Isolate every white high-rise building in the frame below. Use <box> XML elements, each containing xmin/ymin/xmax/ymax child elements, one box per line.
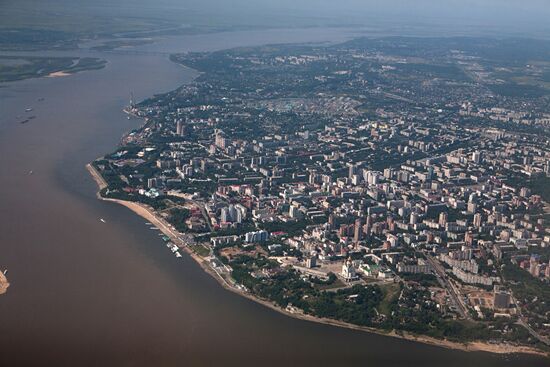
<box><xmin>220</xmin><ymin>204</ymin><xmax>246</xmax><ymax>224</ymax></box>
<box><xmin>472</xmin><ymin>151</ymin><xmax>482</xmax><ymax>164</ymax></box>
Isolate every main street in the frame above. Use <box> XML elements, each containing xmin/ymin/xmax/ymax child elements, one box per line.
<box><xmin>425</xmin><ymin>254</ymin><xmax>470</xmax><ymax>320</ymax></box>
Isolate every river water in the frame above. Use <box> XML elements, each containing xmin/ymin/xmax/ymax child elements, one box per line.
<box><xmin>0</xmin><ymin>28</ymin><xmax>547</xmax><ymax>367</ymax></box>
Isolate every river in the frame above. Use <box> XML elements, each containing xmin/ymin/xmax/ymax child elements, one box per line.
<box><xmin>0</xmin><ymin>28</ymin><xmax>547</xmax><ymax>367</ymax></box>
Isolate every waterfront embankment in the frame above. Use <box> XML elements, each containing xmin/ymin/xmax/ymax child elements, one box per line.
<box><xmin>85</xmin><ymin>163</ymin><xmax>548</xmax><ymax>358</ymax></box>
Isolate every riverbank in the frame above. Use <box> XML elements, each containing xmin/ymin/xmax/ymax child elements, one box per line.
<box><xmin>0</xmin><ymin>56</ymin><xmax>106</xmax><ymax>83</ymax></box>
<box><xmin>85</xmin><ymin>163</ymin><xmax>548</xmax><ymax>358</ymax></box>
<box><xmin>0</xmin><ymin>271</ymin><xmax>9</xmax><ymax>295</ymax></box>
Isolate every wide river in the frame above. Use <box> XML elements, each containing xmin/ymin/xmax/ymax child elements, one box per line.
<box><xmin>0</xmin><ymin>28</ymin><xmax>547</xmax><ymax>367</ymax></box>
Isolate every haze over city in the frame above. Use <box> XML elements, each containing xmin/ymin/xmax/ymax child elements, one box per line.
<box><xmin>1</xmin><ymin>1</ymin><xmax>549</xmax><ymax>366</ymax></box>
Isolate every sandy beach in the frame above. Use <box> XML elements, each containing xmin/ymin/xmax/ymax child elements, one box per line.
<box><xmin>46</xmin><ymin>71</ymin><xmax>71</xmax><ymax>78</ymax></box>
<box><xmin>85</xmin><ymin>163</ymin><xmax>548</xmax><ymax>358</ymax></box>
<box><xmin>0</xmin><ymin>271</ymin><xmax>9</xmax><ymax>295</ymax></box>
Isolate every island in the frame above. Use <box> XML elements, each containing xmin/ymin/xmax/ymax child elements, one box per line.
<box><xmin>0</xmin><ymin>56</ymin><xmax>107</xmax><ymax>83</ymax></box>
<box><xmin>88</xmin><ymin>36</ymin><xmax>550</xmax><ymax>357</ymax></box>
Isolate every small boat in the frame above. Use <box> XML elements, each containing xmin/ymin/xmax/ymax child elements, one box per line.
<box><xmin>3</xmin><ymin>270</ymin><xmax>7</xmax><ymax>275</ymax></box>
<box><xmin>19</xmin><ymin>116</ymin><xmax>36</xmax><ymax>124</ymax></box>
<box><xmin>25</xmin><ymin>108</ymin><xmax>33</xmax><ymax>112</ymax></box>
<box><xmin>175</xmin><ymin>252</ymin><xmax>182</xmax><ymax>258</ymax></box>
<box><xmin>100</xmin><ymin>218</ymin><xmax>106</xmax><ymax>223</ymax></box>
<box><xmin>29</xmin><ymin>170</ymin><xmax>33</xmax><ymax>175</ymax></box>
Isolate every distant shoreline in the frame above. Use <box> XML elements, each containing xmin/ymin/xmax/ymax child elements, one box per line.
<box><xmin>85</xmin><ymin>163</ymin><xmax>548</xmax><ymax>358</ymax></box>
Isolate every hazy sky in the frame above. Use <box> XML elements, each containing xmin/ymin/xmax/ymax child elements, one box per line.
<box><xmin>208</xmin><ymin>0</ymin><xmax>550</xmax><ymax>29</ymax></box>
<box><xmin>142</xmin><ymin>0</ymin><xmax>550</xmax><ymax>37</ymax></box>
<box><xmin>99</xmin><ymin>0</ymin><xmax>550</xmax><ymax>33</ymax></box>
<box><xmin>2</xmin><ymin>0</ymin><xmax>550</xmax><ymax>37</ymax></box>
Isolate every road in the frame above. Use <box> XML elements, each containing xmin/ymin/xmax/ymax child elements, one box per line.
<box><xmin>192</xmin><ymin>200</ymin><xmax>214</xmax><ymax>232</ymax></box>
<box><xmin>517</xmin><ymin>318</ymin><xmax>550</xmax><ymax>346</ymax></box>
<box><xmin>425</xmin><ymin>254</ymin><xmax>470</xmax><ymax>320</ymax></box>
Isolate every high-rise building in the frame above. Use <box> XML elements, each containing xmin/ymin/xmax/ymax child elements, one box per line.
<box><xmin>473</xmin><ymin>213</ymin><xmax>482</xmax><ymax>228</ymax></box>
<box><xmin>176</xmin><ymin>120</ymin><xmax>186</xmax><ymax>136</ymax></box>
<box><xmin>410</xmin><ymin>212</ymin><xmax>419</xmax><ymax>225</ymax></box>
<box><xmin>397</xmin><ymin>171</ymin><xmax>409</xmax><ymax>183</ymax></box>
<box><xmin>353</xmin><ymin>218</ymin><xmax>363</xmax><ymax>243</ymax></box>
<box><xmin>328</xmin><ymin>214</ymin><xmax>335</xmax><ymax>230</ymax></box>
<box><xmin>427</xmin><ymin>166</ymin><xmax>434</xmax><ymax>180</ymax></box>
<box><xmin>215</xmin><ymin>132</ymin><xmax>226</xmax><ymax>149</ymax></box>
<box><xmin>220</xmin><ymin>204</ymin><xmax>246</xmax><ymax>224</ymax></box>
<box><xmin>220</xmin><ymin>207</ymin><xmax>230</xmax><ymax>223</ymax></box>
<box><xmin>364</xmin><ymin>215</ymin><xmax>372</xmax><ymax>236</ymax></box>
<box><xmin>309</xmin><ymin>170</ymin><xmax>318</xmax><ymax>185</ymax></box>
<box><xmin>338</xmin><ymin>224</ymin><xmax>353</xmax><ymax>238</ymax></box>
<box><xmin>530</xmin><ymin>256</ymin><xmax>540</xmax><ymax>277</ymax></box>
<box><xmin>348</xmin><ymin>164</ymin><xmax>357</xmax><ymax>179</ymax></box>
<box><xmin>439</xmin><ymin>212</ymin><xmax>448</xmax><ymax>227</ymax></box>
<box><xmin>289</xmin><ymin>206</ymin><xmax>303</xmax><ymax>220</ymax></box>
<box><xmin>200</xmin><ymin>159</ymin><xmax>208</xmax><ymax>172</ymax></box>
<box><xmin>387</xmin><ymin>215</ymin><xmax>395</xmax><ymax>232</ymax></box>
<box><xmin>147</xmin><ymin>178</ymin><xmax>157</xmax><ymax>188</ymax></box>
<box><xmin>464</xmin><ymin>232</ymin><xmax>474</xmax><ymax>246</ymax></box>
<box><xmin>245</xmin><ymin>230</ymin><xmax>270</xmax><ymax>243</ymax></box>
<box><xmin>472</xmin><ymin>151</ymin><xmax>482</xmax><ymax>164</ymax></box>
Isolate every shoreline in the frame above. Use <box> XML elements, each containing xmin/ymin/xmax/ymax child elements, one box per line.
<box><xmin>85</xmin><ymin>163</ymin><xmax>548</xmax><ymax>358</ymax></box>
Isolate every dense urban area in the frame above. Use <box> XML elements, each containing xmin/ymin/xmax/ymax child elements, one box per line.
<box><xmin>92</xmin><ymin>37</ymin><xmax>550</xmax><ymax>351</ymax></box>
